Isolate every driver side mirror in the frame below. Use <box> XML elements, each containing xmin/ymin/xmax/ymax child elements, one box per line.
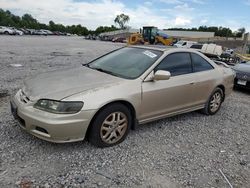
<box><xmin>154</xmin><ymin>70</ymin><xmax>171</xmax><ymax>81</ymax></box>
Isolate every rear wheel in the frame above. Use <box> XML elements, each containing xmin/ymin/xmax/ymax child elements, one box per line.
<box><xmin>88</xmin><ymin>103</ymin><xmax>131</xmax><ymax>147</ymax></box>
<box><xmin>202</xmin><ymin>88</ymin><xmax>223</xmax><ymax>115</ymax></box>
<box><xmin>4</xmin><ymin>31</ymin><xmax>9</xmax><ymax>35</ymax></box>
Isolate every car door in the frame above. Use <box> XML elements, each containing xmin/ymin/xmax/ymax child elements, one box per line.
<box><xmin>139</xmin><ymin>52</ymin><xmax>196</xmax><ymax>122</ymax></box>
<box><xmin>190</xmin><ymin>52</ymin><xmax>217</xmax><ymax>105</ymax></box>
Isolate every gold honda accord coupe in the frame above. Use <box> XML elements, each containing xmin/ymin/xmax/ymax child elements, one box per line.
<box><xmin>10</xmin><ymin>46</ymin><xmax>235</xmax><ymax>147</ymax></box>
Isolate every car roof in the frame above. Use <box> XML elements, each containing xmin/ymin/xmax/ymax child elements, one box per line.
<box><xmin>129</xmin><ymin>45</ymin><xmax>201</xmax><ymax>54</ymax></box>
<box><xmin>129</xmin><ymin>45</ymin><xmax>175</xmax><ymax>52</ymax></box>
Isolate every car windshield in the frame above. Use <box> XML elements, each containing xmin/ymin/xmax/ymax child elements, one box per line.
<box><xmin>87</xmin><ymin>47</ymin><xmax>162</xmax><ymax>79</ymax></box>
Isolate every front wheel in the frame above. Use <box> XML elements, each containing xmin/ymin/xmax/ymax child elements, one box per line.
<box><xmin>88</xmin><ymin>104</ymin><xmax>131</xmax><ymax>147</ymax></box>
<box><xmin>202</xmin><ymin>88</ymin><xmax>223</xmax><ymax>115</ymax></box>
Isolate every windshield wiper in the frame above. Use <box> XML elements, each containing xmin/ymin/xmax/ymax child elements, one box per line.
<box><xmin>91</xmin><ymin>67</ymin><xmax>118</xmax><ymax>77</ymax></box>
<box><xmin>83</xmin><ymin>64</ymin><xmax>120</xmax><ymax>77</ymax></box>
<box><xmin>82</xmin><ymin>63</ymin><xmax>90</xmax><ymax>67</ymax></box>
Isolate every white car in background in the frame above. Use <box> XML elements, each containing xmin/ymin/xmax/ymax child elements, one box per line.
<box><xmin>14</xmin><ymin>29</ymin><xmax>24</xmax><ymax>35</ymax></box>
<box><xmin>15</xmin><ymin>29</ymin><xmax>24</xmax><ymax>35</ymax></box>
<box><xmin>8</xmin><ymin>27</ymin><xmax>24</xmax><ymax>35</ymax></box>
<box><xmin>40</xmin><ymin>29</ymin><xmax>53</xmax><ymax>35</ymax></box>
<box><xmin>0</xmin><ymin>26</ymin><xmax>15</xmax><ymax>35</ymax></box>
<box><xmin>174</xmin><ymin>40</ymin><xmax>197</xmax><ymax>48</ymax></box>
<box><xmin>34</xmin><ymin>30</ymin><xmax>48</xmax><ymax>35</ymax></box>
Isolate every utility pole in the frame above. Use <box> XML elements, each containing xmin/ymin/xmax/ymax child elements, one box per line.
<box><xmin>242</xmin><ymin>32</ymin><xmax>249</xmax><ymax>54</ymax></box>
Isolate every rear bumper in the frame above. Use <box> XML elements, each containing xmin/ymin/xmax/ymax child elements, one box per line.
<box><xmin>10</xmin><ymin>92</ymin><xmax>97</xmax><ymax>143</ymax></box>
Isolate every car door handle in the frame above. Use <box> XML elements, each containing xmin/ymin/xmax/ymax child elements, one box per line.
<box><xmin>189</xmin><ymin>82</ymin><xmax>195</xmax><ymax>85</ymax></box>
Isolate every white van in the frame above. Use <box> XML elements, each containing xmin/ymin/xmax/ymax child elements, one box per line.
<box><xmin>201</xmin><ymin>43</ymin><xmax>222</xmax><ymax>56</ymax></box>
<box><xmin>174</xmin><ymin>40</ymin><xmax>197</xmax><ymax>48</ymax></box>
<box><xmin>190</xmin><ymin>43</ymin><xmax>223</xmax><ymax>56</ymax></box>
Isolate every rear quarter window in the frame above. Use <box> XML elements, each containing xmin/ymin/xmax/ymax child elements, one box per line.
<box><xmin>191</xmin><ymin>53</ymin><xmax>214</xmax><ymax>72</ymax></box>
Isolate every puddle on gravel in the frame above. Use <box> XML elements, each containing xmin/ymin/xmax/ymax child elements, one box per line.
<box><xmin>49</xmin><ymin>52</ymin><xmax>71</xmax><ymax>57</ymax></box>
<box><xmin>0</xmin><ymin>90</ymin><xmax>9</xmax><ymax>98</ymax></box>
<box><xmin>7</xmin><ymin>51</ymin><xmax>17</xmax><ymax>55</ymax></box>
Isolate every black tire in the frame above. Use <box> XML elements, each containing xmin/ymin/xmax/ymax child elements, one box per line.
<box><xmin>88</xmin><ymin>103</ymin><xmax>132</xmax><ymax>148</ymax></box>
<box><xmin>202</xmin><ymin>87</ymin><xmax>224</xmax><ymax>115</ymax></box>
<box><xmin>4</xmin><ymin>31</ymin><xmax>9</xmax><ymax>35</ymax></box>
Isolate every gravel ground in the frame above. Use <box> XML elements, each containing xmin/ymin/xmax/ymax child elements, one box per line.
<box><xmin>0</xmin><ymin>36</ymin><xmax>249</xmax><ymax>188</ymax></box>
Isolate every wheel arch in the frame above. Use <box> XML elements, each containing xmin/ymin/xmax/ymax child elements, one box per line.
<box><xmin>85</xmin><ymin>100</ymin><xmax>137</xmax><ymax>140</ymax></box>
<box><xmin>216</xmin><ymin>84</ymin><xmax>225</xmax><ymax>101</ymax></box>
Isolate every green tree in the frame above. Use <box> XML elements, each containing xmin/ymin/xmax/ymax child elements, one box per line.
<box><xmin>49</xmin><ymin>20</ymin><xmax>56</xmax><ymax>31</ymax></box>
<box><xmin>114</xmin><ymin>13</ymin><xmax>130</xmax><ymax>29</ymax></box>
<box><xmin>0</xmin><ymin>9</ymin><xmax>15</xmax><ymax>26</ymax></box>
<box><xmin>95</xmin><ymin>25</ymin><xmax>119</xmax><ymax>34</ymax></box>
<box><xmin>238</xmin><ymin>27</ymin><xmax>246</xmax><ymax>34</ymax></box>
<box><xmin>22</xmin><ymin>14</ymin><xmax>39</xmax><ymax>28</ymax></box>
<box><xmin>235</xmin><ymin>27</ymin><xmax>246</xmax><ymax>37</ymax></box>
<box><xmin>0</xmin><ymin>9</ymin><xmax>90</xmax><ymax>34</ymax></box>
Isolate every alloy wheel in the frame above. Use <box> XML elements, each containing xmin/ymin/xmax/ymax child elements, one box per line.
<box><xmin>210</xmin><ymin>92</ymin><xmax>222</xmax><ymax>113</ymax></box>
<box><xmin>100</xmin><ymin>112</ymin><xmax>128</xmax><ymax>144</ymax></box>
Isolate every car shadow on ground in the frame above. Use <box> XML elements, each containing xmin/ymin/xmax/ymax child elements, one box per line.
<box><xmin>233</xmin><ymin>87</ymin><xmax>250</xmax><ymax>94</ymax></box>
<box><xmin>13</xmin><ymin>110</ymin><xmax>202</xmax><ymax>151</ymax></box>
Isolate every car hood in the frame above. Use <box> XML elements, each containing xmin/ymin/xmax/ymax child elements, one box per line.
<box><xmin>232</xmin><ymin>63</ymin><xmax>250</xmax><ymax>73</ymax></box>
<box><xmin>23</xmin><ymin>66</ymin><xmax>123</xmax><ymax>101</ymax></box>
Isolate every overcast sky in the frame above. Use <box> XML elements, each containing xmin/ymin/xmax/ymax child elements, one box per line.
<box><xmin>1</xmin><ymin>0</ymin><xmax>250</xmax><ymax>31</ymax></box>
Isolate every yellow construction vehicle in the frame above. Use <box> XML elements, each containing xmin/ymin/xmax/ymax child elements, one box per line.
<box><xmin>128</xmin><ymin>26</ymin><xmax>173</xmax><ymax>46</ymax></box>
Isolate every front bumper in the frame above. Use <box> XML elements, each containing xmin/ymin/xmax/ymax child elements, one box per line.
<box><xmin>10</xmin><ymin>90</ymin><xmax>97</xmax><ymax>143</ymax></box>
<box><xmin>234</xmin><ymin>71</ymin><xmax>250</xmax><ymax>89</ymax></box>
<box><xmin>234</xmin><ymin>78</ymin><xmax>250</xmax><ymax>89</ymax></box>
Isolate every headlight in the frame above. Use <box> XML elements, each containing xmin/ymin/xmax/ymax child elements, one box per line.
<box><xmin>34</xmin><ymin>99</ymin><xmax>83</xmax><ymax>114</ymax></box>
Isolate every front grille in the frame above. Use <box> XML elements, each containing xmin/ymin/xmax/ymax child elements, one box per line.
<box><xmin>20</xmin><ymin>90</ymin><xmax>30</xmax><ymax>103</ymax></box>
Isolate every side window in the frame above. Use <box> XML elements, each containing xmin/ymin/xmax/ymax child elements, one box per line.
<box><xmin>191</xmin><ymin>53</ymin><xmax>214</xmax><ymax>72</ymax></box>
<box><xmin>190</xmin><ymin>44</ymin><xmax>203</xmax><ymax>49</ymax></box>
<box><xmin>155</xmin><ymin>53</ymin><xmax>192</xmax><ymax>76</ymax></box>
<box><xmin>182</xmin><ymin>42</ymin><xmax>187</xmax><ymax>46</ymax></box>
